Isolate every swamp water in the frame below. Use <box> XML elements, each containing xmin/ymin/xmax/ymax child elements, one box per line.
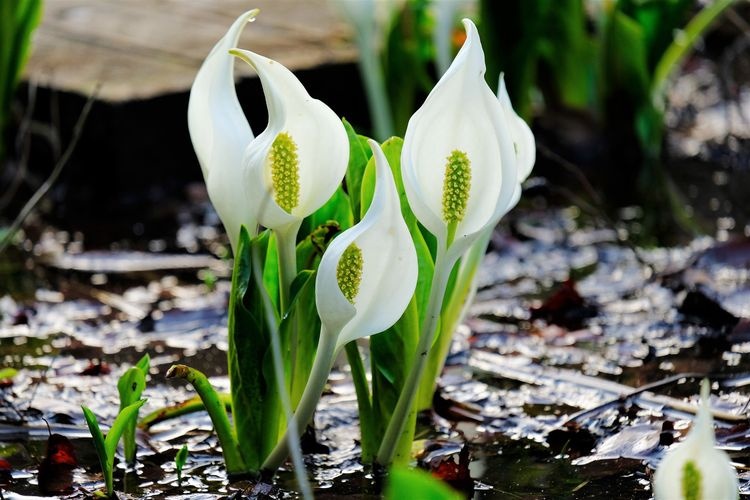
<box><xmin>1</xmin><ymin>207</ymin><xmax>750</xmax><ymax>499</ymax></box>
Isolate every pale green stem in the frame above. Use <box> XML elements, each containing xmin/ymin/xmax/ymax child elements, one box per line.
<box><xmin>250</xmin><ymin>244</ymin><xmax>312</xmax><ymax>499</ymax></box>
<box><xmin>376</xmin><ymin>248</ymin><xmax>456</xmax><ymax>465</ymax></box>
<box><xmin>165</xmin><ymin>365</ymin><xmax>246</xmax><ymax>474</ymax></box>
<box><xmin>355</xmin><ymin>28</ymin><xmax>394</xmax><ymax>140</ymax></box>
<box><xmin>274</xmin><ymin>220</ymin><xmax>301</xmax><ymax>315</ymax></box>
<box><xmin>262</xmin><ymin>326</ymin><xmax>338</xmax><ymax>472</ymax></box>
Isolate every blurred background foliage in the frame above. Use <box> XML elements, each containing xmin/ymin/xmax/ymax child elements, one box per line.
<box><xmin>342</xmin><ymin>0</ymin><xmax>739</xmax><ymax>245</ymax></box>
<box><xmin>0</xmin><ymin>0</ymin><xmax>43</xmax><ymax>164</ymax></box>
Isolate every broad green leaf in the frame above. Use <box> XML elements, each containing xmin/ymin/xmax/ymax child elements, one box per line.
<box><xmin>385</xmin><ymin>465</ymin><xmax>462</xmax><ymax>500</ymax></box>
<box><xmin>0</xmin><ymin>367</ymin><xmax>18</xmax><ymax>379</ymax></box>
<box><xmin>227</xmin><ymin>226</ymin><xmax>281</xmax><ymax>471</ymax></box>
<box><xmin>280</xmin><ymin>270</ymin><xmax>320</xmax><ymax>410</ymax></box>
<box><xmin>343</xmin><ymin>118</ymin><xmax>372</xmax><ymax>220</ymax></box>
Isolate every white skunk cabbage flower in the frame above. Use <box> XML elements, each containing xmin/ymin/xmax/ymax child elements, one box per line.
<box><xmin>316</xmin><ymin>139</ymin><xmax>418</xmax><ymax>349</ymax></box>
<box><xmin>187</xmin><ymin>9</ymin><xmax>257</xmax><ymax>251</ymax></box>
<box><xmin>262</xmin><ymin>139</ymin><xmax>417</xmax><ymax>472</ymax></box>
<box><xmin>229</xmin><ymin>48</ymin><xmax>349</xmax><ymax>233</ymax></box>
<box><xmin>496</xmin><ymin>74</ymin><xmax>536</xmax><ymax>214</ymax></box>
<box><xmin>653</xmin><ymin>379</ymin><xmax>739</xmax><ymax>500</ymax></box>
<box><xmin>401</xmin><ymin>18</ymin><xmax>519</xmax><ymax>258</ymax></box>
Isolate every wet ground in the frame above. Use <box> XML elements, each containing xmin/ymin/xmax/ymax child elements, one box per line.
<box><xmin>1</xmin><ymin>203</ymin><xmax>750</xmax><ymax>499</ymax></box>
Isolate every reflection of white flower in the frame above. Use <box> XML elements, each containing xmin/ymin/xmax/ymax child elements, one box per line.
<box><xmin>229</xmin><ymin>49</ymin><xmax>349</xmax><ymax>233</ymax></box>
<box><xmin>316</xmin><ymin>139</ymin><xmax>418</xmax><ymax>349</ymax></box>
<box><xmin>187</xmin><ymin>10</ymin><xmax>258</xmax><ymax>251</ymax></box>
<box><xmin>401</xmin><ymin>18</ymin><xmax>519</xmax><ymax>258</ymax></box>
<box><xmin>653</xmin><ymin>380</ymin><xmax>739</xmax><ymax>500</ymax></box>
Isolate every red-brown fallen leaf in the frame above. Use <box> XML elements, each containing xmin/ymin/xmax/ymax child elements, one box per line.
<box><xmin>422</xmin><ymin>443</ymin><xmax>472</xmax><ymax>490</ymax></box>
<box><xmin>80</xmin><ymin>361</ymin><xmax>111</xmax><ymax>376</ymax></box>
<box><xmin>0</xmin><ymin>378</ymin><xmax>13</xmax><ymax>389</ymax></box>
<box><xmin>38</xmin><ymin>434</ymin><xmax>78</xmax><ymax>494</ymax></box>
<box><xmin>530</xmin><ymin>278</ymin><xmax>597</xmax><ymax>329</ymax></box>
<box><xmin>0</xmin><ymin>458</ymin><xmax>11</xmax><ymax>472</ymax></box>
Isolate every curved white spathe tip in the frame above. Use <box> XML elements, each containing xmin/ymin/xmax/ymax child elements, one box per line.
<box><xmin>498</xmin><ymin>74</ymin><xmax>535</xmax><ymax>184</ymax></box>
<box><xmin>401</xmin><ymin>18</ymin><xmax>518</xmax><ymax>252</ymax></box>
<box><xmin>652</xmin><ymin>380</ymin><xmax>739</xmax><ymax>500</ymax></box>
<box><xmin>316</xmin><ymin>140</ymin><xmax>418</xmax><ymax>349</ymax></box>
<box><xmin>231</xmin><ymin>49</ymin><xmax>349</xmax><ymax>231</ymax></box>
<box><xmin>187</xmin><ymin>9</ymin><xmax>258</xmax><ymax>251</ymax></box>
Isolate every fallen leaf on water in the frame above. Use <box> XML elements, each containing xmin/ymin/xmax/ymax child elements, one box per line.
<box><xmin>38</xmin><ymin>433</ymin><xmax>78</xmax><ymax>494</ymax></box>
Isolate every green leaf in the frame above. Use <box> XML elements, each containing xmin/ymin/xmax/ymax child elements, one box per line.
<box><xmin>651</xmin><ymin>0</ymin><xmax>736</xmax><ymax>103</ymax></box>
<box><xmin>280</xmin><ymin>270</ymin><xmax>320</xmax><ymax>410</ymax></box>
<box><xmin>385</xmin><ymin>466</ymin><xmax>462</xmax><ymax>500</ymax></box>
<box><xmin>82</xmin><ymin>406</ymin><xmax>111</xmax><ymax>495</ymax></box>
<box><xmin>0</xmin><ymin>367</ymin><xmax>18</xmax><ymax>379</ymax></box>
<box><xmin>117</xmin><ymin>366</ymin><xmax>146</xmax><ymax>464</ymax></box>
<box><xmin>227</xmin><ymin>226</ymin><xmax>281</xmax><ymax>471</ymax></box>
<box><xmin>81</xmin><ymin>399</ymin><xmax>147</xmax><ymax>497</ymax></box>
<box><xmin>104</xmin><ymin>399</ymin><xmax>147</xmax><ymax>465</ymax></box>
<box><xmin>175</xmin><ymin>444</ymin><xmax>188</xmax><ymax>486</ymax></box>
<box><xmin>343</xmin><ymin>118</ymin><xmax>372</xmax><ymax>220</ymax></box>
<box><xmin>135</xmin><ymin>353</ymin><xmax>150</xmax><ymax>373</ymax></box>
<box><xmin>603</xmin><ymin>8</ymin><xmax>650</xmax><ymax>103</ymax></box>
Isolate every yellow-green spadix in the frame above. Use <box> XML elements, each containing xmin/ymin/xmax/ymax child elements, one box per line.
<box><xmin>315</xmin><ymin>139</ymin><xmax>418</xmax><ymax>349</ymax></box>
<box><xmin>652</xmin><ymin>379</ymin><xmax>738</xmax><ymax>500</ymax></box>
<box><xmin>401</xmin><ymin>18</ymin><xmax>519</xmax><ymax>259</ymax></box>
<box><xmin>229</xmin><ymin>48</ymin><xmax>349</xmax><ymax>232</ymax></box>
<box><xmin>187</xmin><ymin>9</ymin><xmax>258</xmax><ymax>252</ymax></box>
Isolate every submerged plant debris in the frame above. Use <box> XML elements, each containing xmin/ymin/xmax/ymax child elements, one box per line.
<box><xmin>1</xmin><ymin>203</ymin><xmax>749</xmax><ymax>499</ymax></box>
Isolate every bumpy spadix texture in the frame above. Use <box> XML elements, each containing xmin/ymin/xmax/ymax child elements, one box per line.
<box><xmin>187</xmin><ymin>10</ymin><xmax>257</xmax><ymax>251</ymax></box>
<box><xmin>442</xmin><ymin>150</ymin><xmax>471</xmax><ymax>224</ymax></box>
<box><xmin>653</xmin><ymin>380</ymin><xmax>739</xmax><ymax>500</ymax></box>
<box><xmin>269</xmin><ymin>132</ymin><xmax>300</xmax><ymax>213</ymax></box>
<box><xmin>316</xmin><ymin>140</ymin><xmax>417</xmax><ymax>348</ymax></box>
<box><xmin>336</xmin><ymin>244</ymin><xmax>363</xmax><ymax>304</ymax></box>
<box><xmin>230</xmin><ymin>49</ymin><xmax>348</xmax><ymax>231</ymax></box>
<box><xmin>401</xmin><ymin>19</ymin><xmax>519</xmax><ymax>254</ymax></box>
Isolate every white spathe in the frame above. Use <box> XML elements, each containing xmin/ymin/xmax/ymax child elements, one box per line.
<box><xmin>187</xmin><ymin>9</ymin><xmax>258</xmax><ymax>251</ymax></box>
<box><xmin>496</xmin><ymin>74</ymin><xmax>536</xmax><ymax>216</ymax></box>
<box><xmin>316</xmin><ymin>140</ymin><xmax>417</xmax><ymax>349</ymax></box>
<box><xmin>401</xmin><ymin>18</ymin><xmax>518</xmax><ymax>256</ymax></box>
<box><xmin>653</xmin><ymin>380</ymin><xmax>739</xmax><ymax>500</ymax></box>
<box><xmin>229</xmin><ymin>49</ymin><xmax>349</xmax><ymax>232</ymax></box>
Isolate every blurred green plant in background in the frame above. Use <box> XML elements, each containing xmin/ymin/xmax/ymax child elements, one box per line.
<box><xmin>339</xmin><ymin>0</ymin><xmax>738</xmax><ymax>244</ymax></box>
<box><xmin>0</xmin><ymin>0</ymin><xmax>43</xmax><ymax>165</ymax></box>
<box><xmin>481</xmin><ymin>0</ymin><xmax>736</xmax><ymax>243</ymax></box>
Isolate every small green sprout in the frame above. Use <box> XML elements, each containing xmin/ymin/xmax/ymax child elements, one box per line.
<box><xmin>175</xmin><ymin>444</ymin><xmax>188</xmax><ymax>487</ymax></box>
<box><xmin>82</xmin><ymin>399</ymin><xmax>147</xmax><ymax>498</ymax></box>
<box><xmin>117</xmin><ymin>353</ymin><xmax>150</xmax><ymax>464</ymax></box>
